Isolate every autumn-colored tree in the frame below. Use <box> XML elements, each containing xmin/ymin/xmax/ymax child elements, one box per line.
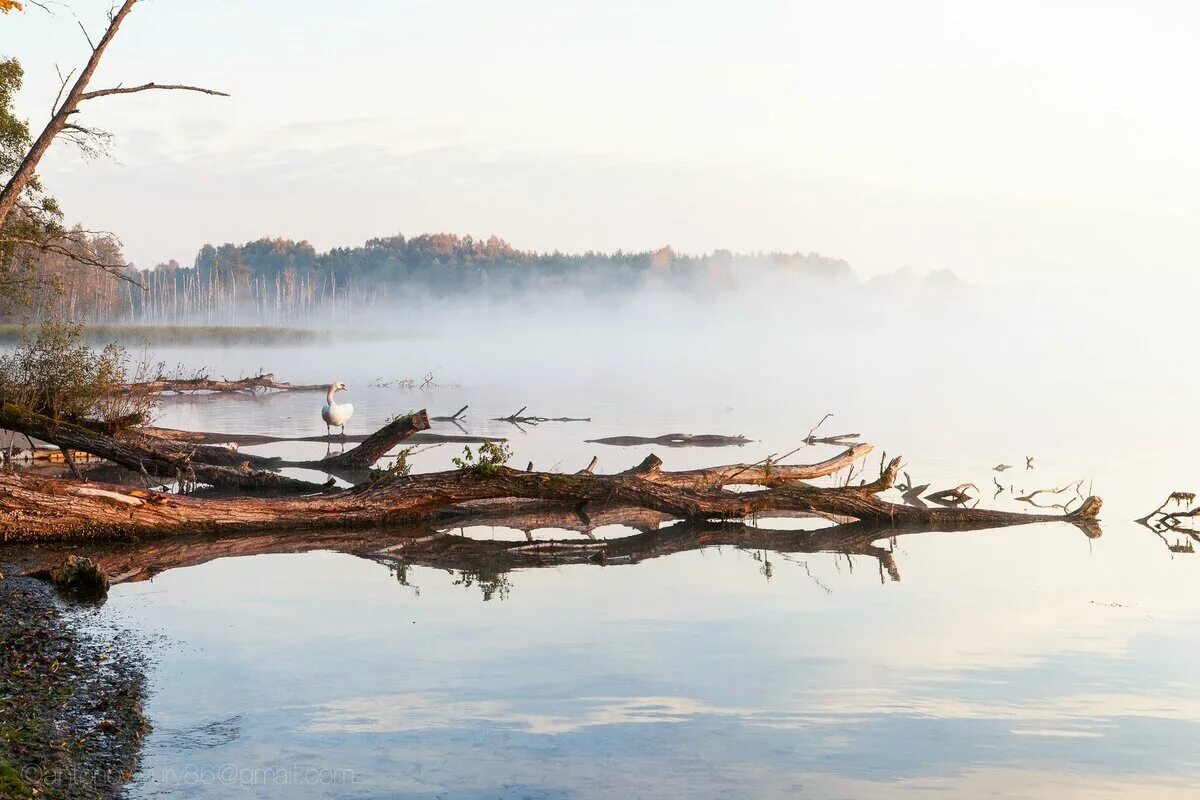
<box><xmin>0</xmin><ymin>1</ymin><xmax>23</xmax><ymax>14</ymax></box>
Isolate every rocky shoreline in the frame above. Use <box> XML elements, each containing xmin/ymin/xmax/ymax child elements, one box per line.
<box><xmin>0</xmin><ymin>574</ymin><xmax>147</xmax><ymax>800</ymax></box>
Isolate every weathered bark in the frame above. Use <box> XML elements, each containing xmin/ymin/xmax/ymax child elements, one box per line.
<box><xmin>315</xmin><ymin>413</ymin><xmax>430</xmax><ymax>469</ymax></box>
<box><xmin>0</xmin><ymin>449</ymin><xmax>1102</xmax><ymax>542</ymax></box>
<box><xmin>616</xmin><ymin>445</ymin><xmax>872</xmax><ymax>488</ymax></box>
<box><xmin>0</xmin><ymin>404</ymin><xmax>430</xmax><ymax>492</ymax></box>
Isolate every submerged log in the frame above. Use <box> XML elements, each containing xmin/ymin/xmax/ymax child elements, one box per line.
<box><xmin>586</xmin><ymin>433</ymin><xmax>752</xmax><ymax>448</ymax></box>
<box><xmin>804</xmin><ymin>433</ymin><xmax>860</xmax><ymax>446</ymax></box>
<box><xmin>495</xmin><ymin>407</ymin><xmax>590</xmax><ymax>425</ymax></box>
<box><xmin>0</xmin><ymin>445</ymin><xmax>1102</xmax><ymax>542</ymax></box>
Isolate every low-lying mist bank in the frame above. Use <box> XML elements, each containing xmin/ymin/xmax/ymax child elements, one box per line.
<box><xmin>9</xmin><ymin>228</ymin><xmax>964</xmax><ymax>327</ymax></box>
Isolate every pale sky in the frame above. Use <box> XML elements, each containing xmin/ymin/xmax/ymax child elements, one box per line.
<box><xmin>7</xmin><ymin>0</ymin><xmax>1200</xmax><ymax>282</ymax></box>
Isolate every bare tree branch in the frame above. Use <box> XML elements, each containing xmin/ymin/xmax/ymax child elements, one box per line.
<box><xmin>76</xmin><ymin>18</ymin><xmax>96</xmax><ymax>50</ymax></box>
<box><xmin>0</xmin><ymin>0</ymin><xmax>227</xmax><ymax>231</ymax></box>
<box><xmin>0</xmin><ymin>234</ymin><xmax>142</xmax><ymax>287</ymax></box>
<box><xmin>79</xmin><ymin>82</ymin><xmax>230</xmax><ymax>101</ymax></box>
<box><xmin>51</xmin><ymin>65</ymin><xmax>76</xmax><ymax>115</ymax></box>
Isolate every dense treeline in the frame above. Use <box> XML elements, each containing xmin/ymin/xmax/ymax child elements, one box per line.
<box><xmin>0</xmin><ymin>227</ymin><xmax>131</xmax><ymax>322</ymax></box>
<box><xmin>2</xmin><ymin>232</ymin><xmax>856</xmax><ymax>324</ymax></box>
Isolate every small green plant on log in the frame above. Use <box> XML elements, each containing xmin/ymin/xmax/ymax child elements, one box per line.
<box><xmin>452</xmin><ymin>440</ymin><xmax>512</xmax><ymax>477</ymax></box>
<box><xmin>370</xmin><ymin>447</ymin><xmax>414</xmax><ymax>481</ymax></box>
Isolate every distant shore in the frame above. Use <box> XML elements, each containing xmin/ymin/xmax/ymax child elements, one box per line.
<box><xmin>0</xmin><ymin>324</ymin><xmax>329</xmax><ymax>348</ymax></box>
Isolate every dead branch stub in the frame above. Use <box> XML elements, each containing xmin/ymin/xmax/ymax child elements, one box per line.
<box><xmin>495</xmin><ymin>407</ymin><xmax>590</xmax><ymax>425</ymax></box>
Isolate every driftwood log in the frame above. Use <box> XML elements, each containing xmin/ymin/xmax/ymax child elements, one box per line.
<box><xmin>123</xmin><ymin>372</ymin><xmax>326</xmax><ymax>395</ymax></box>
<box><xmin>0</xmin><ymin>438</ymin><xmax>1102</xmax><ymax>541</ymax></box>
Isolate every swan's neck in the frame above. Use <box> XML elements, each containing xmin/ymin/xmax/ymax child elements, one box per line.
<box><xmin>326</xmin><ymin>385</ymin><xmax>338</xmax><ymax>404</ymax></box>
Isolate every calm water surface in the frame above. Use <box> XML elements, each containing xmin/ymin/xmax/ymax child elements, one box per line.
<box><xmin>92</xmin><ymin>290</ymin><xmax>1200</xmax><ymax>798</ymax></box>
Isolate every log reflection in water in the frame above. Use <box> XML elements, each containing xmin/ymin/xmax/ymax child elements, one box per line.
<box><xmin>9</xmin><ymin>502</ymin><xmax>1102</xmax><ymax>598</ymax></box>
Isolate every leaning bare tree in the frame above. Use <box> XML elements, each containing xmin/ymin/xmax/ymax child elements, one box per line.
<box><xmin>0</xmin><ymin>0</ymin><xmax>226</xmax><ymax>275</ymax></box>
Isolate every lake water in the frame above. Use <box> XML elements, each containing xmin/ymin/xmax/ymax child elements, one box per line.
<box><xmin>68</xmin><ymin>284</ymin><xmax>1200</xmax><ymax>797</ymax></box>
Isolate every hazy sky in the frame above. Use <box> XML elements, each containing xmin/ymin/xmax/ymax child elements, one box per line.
<box><xmin>8</xmin><ymin>0</ymin><xmax>1200</xmax><ymax>282</ymax></box>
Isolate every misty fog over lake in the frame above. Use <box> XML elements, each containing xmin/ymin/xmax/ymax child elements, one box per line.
<box><xmin>7</xmin><ymin>2</ymin><xmax>1200</xmax><ymax>797</ymax></box>
<box><xmin>49</xmin><ymin>272</ymin><xmax>1199</xmax><ymax>799</ymax></box>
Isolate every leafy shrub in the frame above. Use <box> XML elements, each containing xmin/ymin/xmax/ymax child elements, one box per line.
<box><xmin>0</xmin><ymin>319</ymin><xmax>159</xmax><ymax>425</ymax></box>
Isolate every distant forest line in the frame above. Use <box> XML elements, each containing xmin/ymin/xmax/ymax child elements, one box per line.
<box><xmin>4</xmin><ymin>231</ymin><xmax>889</xmax><ymax>324</ymax></box>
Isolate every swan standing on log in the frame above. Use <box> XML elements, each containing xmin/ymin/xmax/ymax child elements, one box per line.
<box><xmin>321</xmin><ymin>382</ymin><xmax>354</xmax><ymax>437</ymax></box>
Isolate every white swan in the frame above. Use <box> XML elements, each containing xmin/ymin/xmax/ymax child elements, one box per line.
<box><xmin>321</xmin><ymin>382</ymin><xmax>354</xmax><ymax>436</ymax></box>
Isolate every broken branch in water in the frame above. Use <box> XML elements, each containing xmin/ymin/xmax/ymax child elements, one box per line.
<box><xmin>432</xmin><ymin>405</ymin><xmax>469</xmax><ymax>422</ymax></box>
<box><xmin>804</xmin><ymin>412</ymin><xmax>834</xmax><ymax>441</ymax></box>
<box><xmin>805</xmin><ymin>433</ymin><xmax>861</xmax><ymax>446</ymax></box>
<box><xmin>494</xmin><ymin>407</ymin><xmax>591</xmax><ymax>426</ymax></box>
<box><xmin>1015</xmin><ymin>480</ymin><xmax>1085</xmax><ymax>512</ymax></box>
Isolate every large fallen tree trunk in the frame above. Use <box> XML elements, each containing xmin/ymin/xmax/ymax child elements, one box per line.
<box><xmin>0</xmin><ymin>443</ymin><xmax>1101</xmax><ymax>541</ymax></box>
<box><xmin>0</xmin><ymin>404</ymin><xmax>430</xmax><ymax>492</ymax></box>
